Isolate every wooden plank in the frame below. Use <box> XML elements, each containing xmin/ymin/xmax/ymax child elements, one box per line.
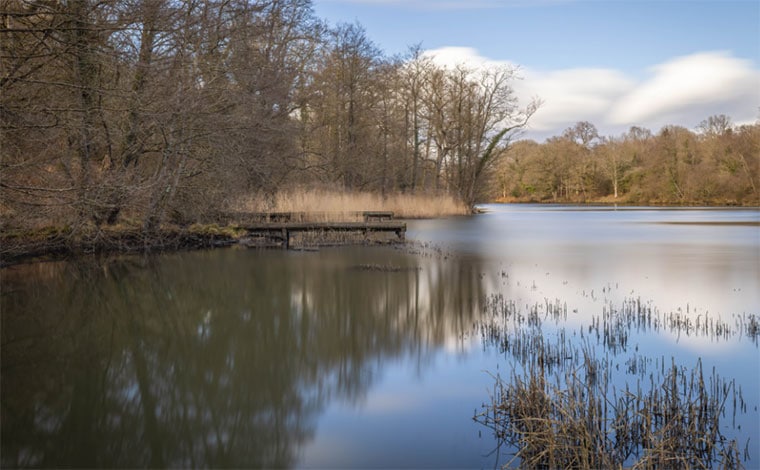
<box><xmin>241</xmin><ymin>221</ymin><xmax>405</xmax><ymax>232</ymax></box>
<box><xmin>362</xmin><ymin>211</ymin><xmax>394</xmax><ymax>221</ymax></box>
<box><xmin>240</xmin><ymin>221</ymin><xmax>406</xmax><ymax>249</ymax></box>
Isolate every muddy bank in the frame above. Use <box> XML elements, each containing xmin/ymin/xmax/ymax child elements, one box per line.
<box><xmin>1</xmin><ymin>224</ymin><xmax>406</xmax><ymax>267</ymax></box>
<box><xmin>0</xmin><ymin>226</ymin><xmax>241</xmax><ymax>267</ymax></box>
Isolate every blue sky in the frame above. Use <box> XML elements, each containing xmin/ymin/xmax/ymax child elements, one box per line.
<box><xmin>312</xmin><ymin>0</ymin><xmax>760</xmax><ymax>140</ymax></box>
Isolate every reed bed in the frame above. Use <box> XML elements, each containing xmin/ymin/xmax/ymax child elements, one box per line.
<box><xmin>479</xmin><ymin>360</ymin><xmax>743</xmax><ymax>469</ymax></box>
<box><xmin>228</xmin><ymin>189</ymin><xmax>469</xmax><ymax>220</ymax></box>
<box><xmin>475</xmin><ymin>293</ymin><xmax>757</xmax><ymax>468</ymax></box>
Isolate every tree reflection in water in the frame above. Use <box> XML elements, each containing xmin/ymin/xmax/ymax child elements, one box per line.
<box><xmin>1</xmin><ymin>247</ymin><xmax>485</xmax><ymax>468</ymax></box>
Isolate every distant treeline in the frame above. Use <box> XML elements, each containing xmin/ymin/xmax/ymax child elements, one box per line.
<box><xmin>490</xmin><ymin>118</ymin><xmax>759</xmax><ymax>206</ymax></box>
<box><xmin>1</xmin><ymin>1</ymin><xmax>757</xmax><ymax>244</ymax></box>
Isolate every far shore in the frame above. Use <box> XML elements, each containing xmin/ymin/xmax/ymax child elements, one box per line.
<box><xmin>488</xmin><ymin>196</ymin><xmax>759</xmax><ymax>207</ymax></box>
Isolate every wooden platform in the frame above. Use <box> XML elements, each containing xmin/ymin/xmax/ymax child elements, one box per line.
<box><xmin>240</xmin><ymin>221</ymin><xmax>406</xmax><ymax>249</ymax></box>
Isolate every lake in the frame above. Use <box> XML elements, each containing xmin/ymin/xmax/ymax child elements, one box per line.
<box><xmin>2</xmin><ymin>204</ymin><xmax>758</xmax><ymax>468</ymax></box>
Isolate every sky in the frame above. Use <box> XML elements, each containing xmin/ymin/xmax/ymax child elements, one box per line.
<box><xmin>312</xmin><ymin>0</ymin><xmax>760</xmax><ymax>141</ymax></box>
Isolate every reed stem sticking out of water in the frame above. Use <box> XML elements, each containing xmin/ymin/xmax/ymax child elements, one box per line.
<box><xmin>478</xmin><ymin>359</ymin><xmax>742</xmax><ymax>468</ymax></box>
<box><xmin>476</xmin><ymin>294</ymin><xmax>752</xmax><ymax>469</ymax></box>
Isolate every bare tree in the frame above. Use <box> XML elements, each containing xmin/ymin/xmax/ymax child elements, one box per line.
<box><xmin>301</xmin><ymin>22</ymin><xmax>387</xmax><ymax>190</ymax></box>
<box><xmin>398</xmin><ymin>44</ymin><xmax>431</xmax><ymax>193</ymax></box>
<box><xmin>422</xmin><ymin>62</ymin><xmax>539</xmax><ymax>206</ymax></box>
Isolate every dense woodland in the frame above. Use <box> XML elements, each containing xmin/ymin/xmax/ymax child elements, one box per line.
<box><xmin>492</xmin><ymin>117</ymin><xmax>759</xmax><ymax>205</ymax></box>
<box><xmin>1</xmin><ymin>0</ymin><xmax>536</xmax><ymax>234</ymax></box>
<box><xmin>1</xmin><ymin>0</ymin><xmax>758</xmax><ymax>242</ymax></box>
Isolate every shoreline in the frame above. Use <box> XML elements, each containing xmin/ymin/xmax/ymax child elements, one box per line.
<box><xmin>0</xmin><ymin>222</ymin><xmax>408</xmax><ymax>268</ymax></box>
<box><xmin>0</xmin><ymin>226</ymin><xmax>238</xmax><ymax>268</ymax></box>
<box><xmin>4</xmin><ymin>202</ymin><xmax>758</xmax><ymax>267</ymax></box>
<box><xmin>488</xmin><ymin>197</ymin><xmax>759</xmax><ymax>208</ymax></box>
<box><xmin>477</xmin><ymin>201</ymin><xmax>760</xmax><ymax>211</ymax></box>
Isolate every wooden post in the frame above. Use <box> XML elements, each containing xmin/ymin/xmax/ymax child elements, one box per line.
<box><xmin>282</xmin><ymin>228</ymin><xmax>289</xmax><ymax>249</ymax></box>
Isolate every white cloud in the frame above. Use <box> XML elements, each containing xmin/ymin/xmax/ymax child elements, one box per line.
<box><xmin>609</xmin><ymin>51</ymin><xmax>760</xmax><ymax>129</ymax></box>
<box><xmin>516</xmin><ymin>68</ymin><xmax>634</xmax><ymax>132</ymax></box>
<box><xmin>422</xmin><ymin>47</ymin><xmax>760</xmax><ymax>140</ymax></box>
<box><xmin>423</xmin><ymin>46</ymin><xmax>498</xmax><ymax>68</ymax></box>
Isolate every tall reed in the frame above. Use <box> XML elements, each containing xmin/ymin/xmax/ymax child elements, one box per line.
<box><xmin>228</xmin><ymin>189</ymin><xmax>469</xmax><ymax>219</ymax></box>
<box><xmin>475</xmin><ymin>294</ymin><xmax>754</xmax><ymax>469</ymax></box>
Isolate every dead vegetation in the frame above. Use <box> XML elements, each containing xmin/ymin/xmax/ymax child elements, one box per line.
<box><xmin>228</xmin><ymin>189</ymin><xmax>469</xmax><ymax>220</ymax></box>
<box><xmin>475</xmin><ymin>294</ymin><xmax>756</xmax><ymax>468</ymax></box>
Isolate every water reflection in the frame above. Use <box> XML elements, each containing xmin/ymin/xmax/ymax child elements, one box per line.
<box><xmin>1</xmin><ymin>247</ymin><xmax>485</xmax><ymax>468</ymax></box>
<box><xmin>2</xmin><ymin>206</ymin><xmax>758</xmax><ymax>468</ymax></box>
<box><xmin>409</xmin><ymin>205</ymin><xmax>760</xmax><ymax>318</ymax></box>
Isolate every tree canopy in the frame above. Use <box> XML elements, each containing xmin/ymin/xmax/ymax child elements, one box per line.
<box><xmin>491</xmin><ymin>116</ymin><xmax>759</xmax><ymax>206</ymax></box>
<box><xmin>2</xmin><ymin>0</ymin><xmax>756</xmax><ymax>241</ymax></box>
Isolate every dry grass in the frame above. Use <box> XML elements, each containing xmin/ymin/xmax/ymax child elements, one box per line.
<box><xmin>228</xmin><ymin>189</ymin><xmax>469</xmax><ymax>219</ymax></box>
<box><xmin>475</xmin><ymin>294</ymin><xmax>753</xmax><ymax>469</ymax></box>
<box><xmin>480</xmin><ymin>361</ymin><xmax>743</xmax><ymax>469</ymax></box>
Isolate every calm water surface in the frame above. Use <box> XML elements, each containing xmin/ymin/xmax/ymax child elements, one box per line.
<box><xmin>2</xmin><ymin>205</ymin><xmax>758</xmax><ymax>467</ymax></box>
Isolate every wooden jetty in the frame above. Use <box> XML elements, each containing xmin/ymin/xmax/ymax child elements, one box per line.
<box><xmin>234</xmin><ymin>212</ymin><xmax>405</xmax><ymax>249</ymax></box>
